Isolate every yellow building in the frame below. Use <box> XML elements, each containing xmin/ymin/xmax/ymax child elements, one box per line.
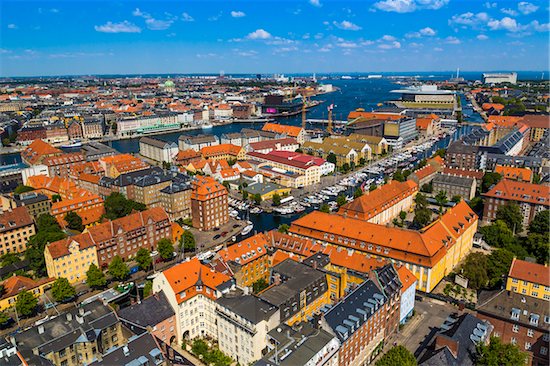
<box><xmin>506</xmin><ymin>258</ymin><xmax>550</xmax><ymax>300</ymax></box>
<box><xmin>0</xmin><ymin>276</ymin><xmax>55</xmax><ymax>311</ymax></box>
<box><xmin>200</xmin><ymin>144</ymin><xmax>246</xmax><ymax>162</ymax></box>
<box><xmin>45</xmin><ymin>234</ymin><xmax>99</xmax><ymax>284</ymax></box>
<box><xmin>0</xmin><ymin>206</ymin><xmax>35</xmax><ymax>256</ymax></box>
<box><xmin>244</xmin><ymin>183</ymin><xmax>291</xmax><ymax>201</ymax></box>
<box><xmin>302</xmin><ymin>141</ymin><xmax>360</xmax><ymax>167</ymax></box>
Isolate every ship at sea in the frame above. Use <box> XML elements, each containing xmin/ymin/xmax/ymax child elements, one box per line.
<box><xmin>367</xmin><ymin>75</ymin><xmax>383</xmax><ymax>79</ymax></box>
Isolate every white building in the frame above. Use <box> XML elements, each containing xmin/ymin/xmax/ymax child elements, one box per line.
<box><xmin>397</xmin><ymin>266</ymin><xmax>417</xmax><ymax>324</ymax></box>
<box><xmin>139</xmin><ymin>137</ymin><xmax>178</xmax><ymax>163</ymax></box>
<box><xmin>483</xmin><ymin>72</ymin><xmax>517</xmax><ymax>85</ymax></box>
<box><xmin>22</xmin><ymin>165</ymin><xmax>49</xmax><ymax>184</ymax></box>
<box><xmin>117</xmin><ymin>114</ymin><xmax>179</xmax><ymax>136</ymax></box>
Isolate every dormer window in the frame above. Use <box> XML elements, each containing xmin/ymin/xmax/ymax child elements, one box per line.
<box><xmin>511</xmin><ymin>308</ymin><xmax>520</xmax><ymax>320</ymax></box>
<box><xmin>529</xmin><ymin>314</ymin><xmax>540</xmax><ymax>326</ymax></box>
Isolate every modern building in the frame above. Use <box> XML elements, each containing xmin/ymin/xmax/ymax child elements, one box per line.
<box><xmin>139</xmin><ymin>136</ymin><xmax>178</xmax><ymax>163</ymax></box>
<box><xmin>216</xmin><ymin>293</ymin><xmax>280</xmax><ymax>365</ymax></box>
<box><xmin>383</xmin><ymin>117</ymin><xmax>418</xmax><ymax>147</ymax></box>
<box><xmin>506</xmin><ymin>258</ymin><xmax>549</xmax><ymax>300</ymax></box>
<box><xmin>0</xmin><ymin>163</ymin><xmax>25</xmax><ymax>194</ymax></box>
<box><xmin>0</xmin><ymin>206</ymin><xmax>35</xmax><ymax>255</ymax></box>
<box><xmin>152</xmin><ymin>257</ymin><xmax>234</xmax><ymax>341</ymax></box>
<box><xmin>338</xmin><ymin>180</ymin><xmax>418</xmax><ymax>225</ymax></box>
<box><xmin>483</xmin><ymin>72</ymin><xmax>518</xmax><ymax>84</ymax></box>
<box><xmin>432</xmin><ymin>173</ymin><xmax>477</xmax><ymax>200</ymax></box>
<box><xmin>482</xmin><ymin>179</ymin><xmax>550</xmax><ymax>227</ymax></box>
<box><xmin>190</xmin><ymin>175</ymin><xmax>228</xmax><ymax>231</ymax></box>
<box><xmin>0</xmin><ymin>275</ymin><xmax>55</xmax><ymax>311</ymax></box>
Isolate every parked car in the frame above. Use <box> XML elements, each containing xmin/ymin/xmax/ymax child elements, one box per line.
<box><xmin>213</xmin><ymin>234</ymin><xmax>221</xmax><ymax>240</ymax></box>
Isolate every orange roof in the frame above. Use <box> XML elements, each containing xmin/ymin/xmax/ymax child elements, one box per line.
<box><xmin>218</xmin><ymin>233</ymin><xmax>268</xmax><ymax>265</ymax></box>
<box><xmin>416</xmin><ymin>118</ymin><xmax>433</xmax><ymax>130</ymax></box>
<box><xmin>162</xmin><ymin>257</ymin><xmax>231</xmax><ymax>303</ymax></box>
<box><xmin>262</xmin><ymin>122</ymin><xmax>303</xmax><ymax>138</ymax></box>
<box><xmin>219</xmin><ymin>168</ymin><xmax>240</xmax><ymax>179</ymax></box>
<box><xmin>396</xmin><ymin>265</ymin><xmax>417</xmax><ymax>293</ymax></box>
<box><xmin>21</xmin><ymin>140</ymin><xmax>61</xmax><ymax>165</ymax></box>
<box><xmin>347</xmin><ymin>110</ymin><xmax>403</xmax><ymax>121</ymax></box>
<box><xmin>78</xmin><ymin>173</ymin><xmax>101</xmax><ymax>184</ymax></box>
<box><xmin>0</xmin><ymin>207</ymin><xmax>33</xmax><ymax>233</ymax></box>
<box><xmin>481</xmin><ymin>103</ymin><xmax>505</xmax><ymax>111</ymax></box>
<box><xmin>487</xmin><ymin>115</ymin><xmax>523</xmax><ymax>128</ymax></box>
<box><xmin>1</xmin><ymin>276</ymin><xmax>55</xmax><ymax>300</ymax></box>
<box><xmin>338</xmin><ymin>180</ymin><xmax>418</xmax><ymax>221</ymax></box>
<box><xmin>483</xmin><ymin>179</ymin><xmax>550</xmax><ymax>206</ymax></box>
<box><xmin>43</xmin><ymin>152</ymin><xmax>85</xmax><ymax>167</ymax></box>
<box><xmin>200</xmin><ymin>144</ymin><xmax>242</xmax><ymax>158</ymax></box>
<box><xmin>172</xmin><ymin>222</ymin><xmax>184</xmax><ymax>243</ymax></box>
<box><xmin>495</xmin><ymin>165</ymin><xmax>532</xmax><ymax>182</ymax></box>
<box><xmin>271</xmin><ymin>250</ymin><xmax>293</xmax><ymax>266</ymax></box>
<box><xmin>321</xmin><ymin>246</ymin><xmax>387</xmax><ymax>274</ymax></box>
<box><xmin>413</xmin><ymin>165</ymin><xmax>436</xmax><ymax>180</ymax></box>
<box><xmin>520</xmin><ymin>115</ymin><xmax>550</xmax><ymax>129</ymax></box>
<box><xmin>428</xmin><ymin>155</ymin><xmax>445</xmax><ymax>166</ymax></box>
<box><xmin>176</xmin><ymin>149</ymin><xmax>201</xmax><ymax>161</ymax></box>
<box><xmin>191</xmin><ymin>176</ymin><xmax>227</xmax><ymax>200</ymax></box>
<box><xmin>268</xmin><ymin>231</ymin><xmax>322</xmax><ymax>257</ymax></box>
<box><xmin>508</xmin><ymin>258</ymin><xmax>549</xmax><ymax>286</ymax></box>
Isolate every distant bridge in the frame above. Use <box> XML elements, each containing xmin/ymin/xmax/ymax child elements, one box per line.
<box><xmin>306</xmin><ymin>119</ymin><xmax>347</xmax><ymax>125</ymax></box>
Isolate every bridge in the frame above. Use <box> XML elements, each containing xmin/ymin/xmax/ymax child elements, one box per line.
<box><xmin>305</xmin><ymin>119</ymin><xmax>347</xmax><ymax>125</ymax></box>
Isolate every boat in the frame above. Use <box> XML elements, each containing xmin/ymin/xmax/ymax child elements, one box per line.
<box><xmin>229</xmin><ymin>210</ymin><xmax>239</xmax><ymax>217</ymax></box>
<box><xmin>61</xmin><ymin>139</ymin><xmax>82</xmax><ymax>148</ymax></box>
<box><xmin>82</xmin><ymin>282</ymin><xmax>134</xmax><ymax>305</ymax></box>
<box><xmin>201</xmin><ymin>123</ymin><xmax>213</xmax><ymax>130</ymax></box>
<box><xmin>241</xmin><ymin>223</ymin><xmax>254</xmax><ymax>236</ymax></box>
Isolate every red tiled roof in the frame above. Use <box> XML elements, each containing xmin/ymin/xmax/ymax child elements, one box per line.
<box><xmin>218</xmin><ymin>233</ymin><xmax>268</xmax><ymax>265</ymax></box>
<box><xmin>262</xmin><ymin>122</ymin><xmax>303</xmax><ymax>138</ymax></box>
<box><xmin>483</xmin><ymin>179</ymin><xmax>550</xmax><ymax>206</ymax></box>
<box><xmin>0</xmin><ymin>207</ymin><xmax>33</xmax><ymax>233</ymax></box>
<box><xmin>1</xmin><ymin>276</ymin><xmax>55</xmax><ymax>300</ymax></box>
<box><xmin>396</xmin><ymin>265</ymin><xmax>417</xmax><ymax>293</ymax></box>
<box><xmin>21</xmin><ymin>140</ymin><xmax>62</xmax><ymax>164</ymax></box>
<box><xmin>508</xmin><ymin>258</ymin><xmax>549</xmax><ymax>286</ymax></box>
<box><xmin>495</xmin><ymin>165</ymin><xmax>533</xmax><ymax>182</ymax></box>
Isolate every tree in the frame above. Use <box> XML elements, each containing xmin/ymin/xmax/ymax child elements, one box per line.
<box><xmin>135</xmin><ymin>248</ymin><xmax>152</xmax><ymax>271</ymax></box>
<box><xmin>253</xmin><ymin>193</ymin><xmax>262</xmax><ymax>205</ymax></box>
<box><xmin>203</xmin><ymin>348</ymin><xmax>233</xmax><ymax>366</ymax></box>
<box><xmin>341</xmin><ymin>162</ymin><xmax>350</xmax><ymax>173</ymax></box>
<box><xmin>336</xmin><ymin>194</ymin><xmax>347</xmax><ymax>207</ymax></box>
<box><xmin>51</xmin><ymin>194</ymin><xmax>62</xmax><ymax>203</ymax></box>
<box><xmin>417</xmin><ymin>159</ymin><xmax>427</xmax><ymax>169</ymax></box>
<box><xmin>415</xmin><ymin>193</ymin><xmax>428</xmax><ymax>209</ymax></box>
<box><xmin>460</xmin><ymin>252</ymin><xmax>489</xmax><ymax>290</ymax></box>
<box><xmin>319</xmin><ymin>203</ymin><xmax>330</xmax><ymax>213</ymax></box>
<box><xmin>0</xmin><ymin>311</ymin><xmax>10</xmax><ymax>325</ymax></box>
<box><xmin>393</xmin><ymin>169</ymin><xmax>405</xmax><ymax>182</ymax></box>
<box><xmin>326</xmin><ymin>152</ymin><xmax>337</xmax><ymax>165</ymax></box>
<box><xmin>14</xmin><ymin>185</ymin><xmax>34</xmax><ymax>195</ymax></box>
<box><xmin>1</xmin><ymin>253</ymin><xmax>20</xmax><ymax>267</ymax></box>
<box><xmin>451</xmin><ymin>195</ymin><xmax>462</xmax><ymax>203</ymax></box>
<box><xmin>108</xmin><ymin>256</ymin><xmax>130</xmax><ymax>281</ymax></box>
<box><xmin>375</xmin><ymin>345</ymin><xmax>417</xmax><ymax>366</ymax></box>
<box><xmin>157</xmin><ymin>238</ymin><xmax>174</xmax><ymax>260</ymax></box>
<box><xmin>496</xmin><ymin>202</ymin><xmax>523</xmax><ymax>233</ymax></box>
<box><xmin>104</xmin><ymin>192</ymin><xmax>146</xmax><ymax>220</ymax></box>
<box><xmin>353</xmin><ymin>187</ymin><xmax>363</xmax><ymax>199</ymax></box>
<box><xmin>26</xmin><ymin>214</ymin><xmax>67</xmax><ymax>277</ymax></box>
<box><xmin>359</xmin><ymin>157</ymin><xmax>366</xmax><ymax>166</ymax></box>
<box><xmin>434</xmin><ymin>148</ymin><xmax>446</xmax><ymax>158</ymax></box>
<box><xmin>475</xmin><ymin>336</ymin><xmax>527</xmax><ymax>366</ymax></box>
<box><xmin>413</xmin><ymin>208</ymin><xmax>432</xmax><ymax>228</ymax></box>
<box><xmin>180</xmin><ymin>231</ymin><xmax>196</xmax><ymax>251</ymax></box>
<box><xmin>272</xmin><ymin>193</ymin><xmax>281</xmax><ymax>206</ymax></box>
<box><xmin>523</xmin><ymin>233</ymin><xmax>549</xmax><ymax>264</ymax></box>
<box><xmin>435</xmin><ymin>191</ymin><xmax>448</xmax><ymax>213</ymax></box>
<box><xmin>253</xmin><ymin>278</ymin><xmax>269</xmax><ymax>293</ymax></box>
<box><xmin>468</xmin><ymin>196</ymin><xmax>484</xmax><ymax>214</ymax></box>
<box><xmin>369</xmin><ymin>183</ymin><xmax>377</xmax><ymax>192</ymax></box>
<box><xmin>481</xmin><ymin>172</ymin><xmax>502</xmax><ymax>193</ymax></box>
<box><xmin>486</xmin><ymin>248</ymin><xmax>515</xmax><ymax>288</ymax></box>
<box><xmin>51</xmin><ymin>277</ymin><xmax>76</xmax><ymax>302</ymax></box>
<box><xmin>528</xmin><ymin>210</ymin><xmax>549</xmax><ymax>235</ymax></box>
<box><xmin>221</xmin><ymin>181</ymin><xmax>230</xmax><ymax>190</ymax></box>
<box><xmin>479</xmin><ymin>220</ymin><xmax>518</xmax><ymax>250</ymax></box>
<box><xmin>399</xmin><ymin>210</ymin><xmax>407</xmax><ymax>226</ymax></box>
<box><xmin>143</xmin><ymin>280</ymin><xmax>153</xmax><ymax>298</ymax></box>
<box><xmin>191</xmin><ymin>339</ymin><xmax>209</xmax><ymax>356</ymax></box>
<box><xmin>86</xmin><ymin>263</ymin><xmax>107</xmax><ymax>289</ymax></box>
<box><xmin>64</xmin><ymin>211</ymin><xmax>84</xmax><ymax>232</ymax></box>
<box><xmin>242</xmin><ymin>190</ymin><xmax>248</xmax><ymax>200</ymax></box>
<box><xmin>278</xmin><ymin>224</ymin><xmax>290</xmax><ymax>234</ymax></box>
<box><xmin>16</xmin><ymin>290</ymin><xmax>38</xmax><ymax>317</ymax></box>
<box><xmin>421</xmin><ymin>183</ymin><xmax>433</xmax><ymax>193</ymax></box>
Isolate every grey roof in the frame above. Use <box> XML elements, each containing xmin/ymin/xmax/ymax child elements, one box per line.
<box><xmin>217</xmin><ymin>294</ymin><xmax>278</xmax><ymax>324</ymax></box>
<box><xmin>159</xmin><ymin>176</ymin><xmax>192</xmax><ymax>194</ymax></box>
<box><xmin>303</xmin><ymin>252</ymin><xmax>331</xmax><ymax>268</ymax></box>
<box><xmin>373</xmin><ymin>264</ymin><xmax>402</xmax><ymax>299</ymax></box>
<box><xmin>100</xmin><ymin>167</ymin><xmax>165</xmax><ymax>188</ymax></box>
<box><xmin>89</xmin><ymin>332</ymin><xmax>164</xmax><ymax>366</ymax></box>
<box><xmin>14</xmin><ymin>192</ymin><xmax>49</xmax><ymax>205</ymax></box>
<box><xmin>178</xmin><ymin>134</ymin><xmax>219</xmax><ymax>144</ymax></box>
<box><xmin>139</xmin><ymin>136</ymin><xmax>177</xmax><ymax>149</ymax></box>
<box><xmin>244</xmin><ymin>182</ymin><xmax>287</xmax><ymax>196</ymax></box>
<box><xmin>447</xmin><ymin>140</ymin><xmax>479</xmax><ymax>154</ymax></box>
<box><xmin>117</xmin><ymin>291</ymin><xmax>175</xmax><ymax>328</ymax></box>
<box><xmin>323</xmin><ymin>280</ymin><xmax>386</xmax><ymax>342</ymax></box>
<box><xmin>433</xmin><ymin>173</ymin><xmax>475</xmax><ymax>188</ymax></box>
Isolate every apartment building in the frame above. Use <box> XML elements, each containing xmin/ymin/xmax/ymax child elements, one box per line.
<box><xmin>1</xmin><ymin>191</ymin><xmax>51</xmax><ymax>222</ymax></box>
<box><xmin>42</xmin><ymin>152</ymin><xmax>86</xmax><ymax>177</ymax></box>
<box><xmin>301</xmin><ymin>141</ymin><xmax>359</xmax><ymax>168</ymax></box>
<box><xmin>159</xmin><ymin>180</ymin><xmax>192</xmax><ymax>222</ymax></box>
<box><xmin>432</xmin><ymin>173</ymin><xmax>477</xmax><ymax>200</ymax></box>
<box><xmin>370</xmin><ymin>264</ymin><xmax>402</xmax><ymax>337</ymax></box>
<box><xmin>200</xmin><ymin>143</ymin><xmax>246</xmax><ymax>162</ymax></box>
<box><xmin>190</xmin><ymin>176</ymin><xmax>228</xmax><ymax>231</ymax></box>
<box><xmin>152</xmin><ymin>257</ymin><xmax>234</xmax><ymax>341</ymax></box>
<box><xmin>408</xmin><ymin>164</ymin><xmax>437</xmax><ymax>187</ymax></box>
<box><xmin>445</xmin><ymin>141</ymin><xmax>480</xmax><ymax>170</ymax></box>
<box><xmin>139</xmin><ymin>136</ymin><xmax>178</xmax><ymax>163</ymax></box>
<box><xmin>483</xmin><ymin>179</ymin><xmax>550</xmax><ymax>228</ymax></box>
<box><xmin>262</xmin><ymin>122</ymin><xmax>306</xmax><ymax>144</ymax></box>
<box><xmin>338</xmin><ymin>180</ymin><xmax>418</xmax><ymax>225</ymax></box>
<box><xmin>0</xmin><ymin>275</ymin><xmax>55</xmax><ymax>311</ymax></box>
<box><xmin>20</xmin><ymin>139</ymin><xmax>62</xmax><ymax>165</ymax></box>
<box><xmin>506</xmin><ymin>258</ymin><xmax>549</xmax><ymax>301</ymax></box>
<box><xmin>178</xmin><ymin>134</ymin><xmax>219</xmax><ymax>151</ymax></box>
<box><xmin>495</xmin><ymin>165</ymin><xmax>533</xmax><ymax>183</ymax></box>
<box><xmin>0</xmin><ymin>206</ymin><xmax>35</xmax><ymax>255</ymax></box>
<box><xmin>98</xmin><ymin>154</ymin><xmax>149</xmax><ymax>178</ymax></box>
<box><xmin>246</xmin><ymin>137</ymin><xmax>299</xmax><ymax>154</ymax></box>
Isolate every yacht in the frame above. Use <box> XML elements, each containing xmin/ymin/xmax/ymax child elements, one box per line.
<box><xmin>241</xmin><ymin>222</ymin><xmax>254</xmax><ymax>236</ymax></box>
<box><xmin>61</xmin><ymin>139</ymin><xmax>82</xmax><ymax>148</ymax></box>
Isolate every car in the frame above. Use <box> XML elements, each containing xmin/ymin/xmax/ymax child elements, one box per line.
<box><xmin>221</xmin><ymin>231</ymin><xmax>228</xmax><ymax>237</ymax></box>
<box><xmin>76</xmin><ymin>290</ymin><xmax>88</xmax><ymax>297</ymax></box>
<box><xmin>150</xmin><ymin>250</ymin><xmax>159</xmax><ymax>257</ymax></box>
<box><xmin>213</xmin><ymin>227</ymin><xmax>220</xmax><ymax>231</ymax></box>
<box><xmin>233</xmin><ymin>224</ymin><xmax>240</xmax><ymax>228</ymax></box>
<box><xmin>213</xmin><ymin>234</ymin><xmax>221</xmax><ymax>240</ymax></box>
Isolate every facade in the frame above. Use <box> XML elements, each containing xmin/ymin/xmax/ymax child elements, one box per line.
<box><xmin>43</xmin><ymin>152</ymin><xmax>86</xmax><ymax>178</ymax></box>
<box><xmin>262</xmin><ymin>122</ymin><xmax>306</xmax><ymax>144</ymax></box>
<box><xmin>21</xmin><ymin>139</ymin><xmax>62</xmax><ymax>165</ymax></box>
<box><xmin>483</xmin><ymin>72</ymin><xmax>518</xmax><ymax>84</ymax></box>
<box><xmin>396</xmin><ymin>265</ymin><xmax>417</xmax><ymax>324</ymax></box>
<box><xmin>139</xmin><ymin>136</ymin><xmax>178</xmax><ymax>163</ymax></box>
<box><xmin>216</xmin><ymin>294</ymin><xmax>280</xmax><ymax>365</ymax></box>
<box><xmin>506</xmin><ymin>258</ymin><xmax>550</xmax><ymax>301</ymax></box>
<box><xmin>117</xmin><ymin>113</ymin><xmax>179</xmax><ymax>136</ymax></box>
<box><xmin>408</xmin><ymin>164</ymin><xmax>437</xmax><ymax>187</ymax></box>
<box><xmin>99</xmin><ymin>154</ymin><xmax>149</xmax><ymax>178</ymax></box>
<box><xmin>178</xmin><ymin>134</ymin><xmax>219</xmax><ymax>151</ymax></box>
<box><xmin>445</xmin><ymin>141</ymin><xmax>480</xmax><ymax>170</ymax></box>
<box><xmin>152</xmin><ymin>257</ymin><xmax>233</xmax><ymax>341</ymax></box>
<box><xmin>432</xmin><ymin>173</ymin><xmax>477</xmax><ymax>200</ymax></box>
<box><xmin>82</xmin><ymin>119</ymin><xmax>104</xmax><ymax>139</ymax></box>
<box><xmin>190</xmin><ymin>176</ymin><xmax>228</xmax><ymax>231</ymax></box>
<box><xmin>338</xmin><ymin>180</ymin><xmax>418</xmax><ymax>225</ymax></box>
<box><xmin>0</xmin><ymin>206</ymin><xmax>35</xmax><ymax>255</ymax></box>
<box><xmin>0</xmin><ymin>275</ymin><xmax>55</xmax><ymax>311</ymax></box>
<box><xmin>370</xmin><ymin>264</ymin><xmax>402</xmax><ymax>337</ymax></box>
<box><xmin>159</xmin><ymin>180</ymin><xmax>192</xmax><ymax>222</ymax></box>
<box><xmin>482</xmin><ymin>179</ymin><xmax>550</xmax><ymax>227</ymax></box>
<box><xmin>347</xmin><ymin>134</ymin><xmax>389</xmax><ymax>155</ymax></box>
<box><xmin>246</xmin><ymin>138</ymin><xmax>299</xmax><ymax>154</ymax></box>
<box><xmin>200</xmin><ymin>143</ymin><xmax>246</xmax><ymax>162</ymax></box>
<box><xmin>1</xmin><ymin>191</ymin><xmax>51</xmax><ymax>222</ymax></box>
<box><xmin>383</xmin><ymin>118</ymin><xmax>418</xmax><ymax>147</ymax></box>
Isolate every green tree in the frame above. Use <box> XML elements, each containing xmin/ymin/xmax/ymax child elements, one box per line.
<box><xmin>1</xmin><ymin>253</ymin><xmax>20</xmax><ymax>267</ymax></box>
<box><xmin>0</xmin><ymin>311</ymin><xmax>10</xmax><ymax>325</ymax></box>
<box><xmin>253</xmin><ymin>193</ymin><xmax>262</xmax><ymax>205</ymax></box>
<box><xmin>191</xmin><ymin>339</ymin><xmax>208</xmax><ymax>356</ymax></box>
<box><xmin>278</xmin><ymin>224</ymin><xmax>290</xmax><ymax>234</ymax></box>
<box><xmin>434</xmin><ymin>148</ymin><xmax>446</xmax><ymax>158</ymax></box>
<box><xmin>157</xmin><ymin>238</ymin><xmax>174</xmax><ymax>260</ymax></box>
<box><xmin>375</xmin><ymin>345</ymin><xmax>417</xmax><ymax>366</ymax></box>
<box><xmin>51</xmin><ymin>277</ymin><xmax>76</xmax><ymax>302</ymax></box>
<box><xmin>14</xmin><ymin>185</ymin><xmax>35</xmax><ymax>195</ymax></box>
<box><xmin>16</xmin><ymin>290</ymin><xmax>38</xmax><ymax>317</ymax></box>
<box><xmin>204</xmin><ymin>348</ymin><xmax>233</xmax><ymax>366</ymax></box>
<box><xmin>104</xmin><ymin>192</ymin><xmax>146</xmax><ymax>220</ymax></box>
<box><xmin>451</xmin><ymin>195</ymin><xmax>462</xmax><ymax>203</ymax></box>
<box><xmin>468</xmin><ymin>196</ymin><xmax>484</xmax><ymax>214</ymax></box>
<box><xmin>475</xmin><ymin>336</ymin><xmax>527</xmax><ymax>366</ymax></box>
<box><xmin>459</xmin><ymin>252</ymin><xmax>489</xmax><ymax>290</ymax></box>
<box><xmin>528</xmin><ymin>210</ymin><xmax>549</xmax><ymax>235</ymax></box>
<box><xmin>143</xmin><ymin>280</ymin><xmax>153</xmax><ymax>298</ymax></box>
<box><xmin>399</xmin><ymin>210</ymin><xmax>407</xmax><ymax>226</ymax></box>
<box><xmin>272</xmin><ymin>193</ymin><xmax>281</xmax><ymax>206</ymax></box>
<box><xmin>435</xmin><ymin>191</ymin><xmax>448</xmax><ymax>213</ymax></box>
<box><xmin>86</xmin><ymin>263</ymin><xmax>107</xmax><ymax>289</ymax></box>
<box><xmin>135</xmin><ymin>248</ymin><xmax>152</xmax><ymax>271</ymax></box>
<box><xmin>242</xmin><ymin>190</ymin><xmax>248</xmax><ymax>200</ymax></box>
<box><xmin>481</xmin><ymin>172</ymin><xmax>502</xmax><ymax>193</ymax></box>
<box><xmin>253</xmin><ymin>278</ymin><xmax>269</xmax><ymax>293</ymax></box>
<box><xmin>479</xmin><ymin>220</ymin><xmax>518</xmax><ymax>250</ymax></box>
<box><xmin>221</xmin><ymin>181</ymin><xmax>230</xmax><ymax>190</ymax></box>
<box><xmin>523</xmin><ymin>233</ymin><xmax>549</xmax><ymax>265</ymax></box>
<box><xmin>359</xmin><ymin>157</ymin><xmax>366</xmax><ymax>166</ymax></box>
<box><xmin>369</xmin><ymin>183</ymin><xmax>377</xmax><ymax>191</ymax></box>
<box><xmin>421</xmin><ymin>183</ymin><xmax>433</xmax><ymax>193</ymax></box>
<box><xmin>51</xmin><ymin>194</ymin><xmax>62</xmax><ymax>203</ymax></box>
<box><xmin>108</xmin><ymin>255</ymin><xmax>130</xmax><ymax>281</ymax></box>
<box><xmin>486</xmin><ymin>248</ymin><xmax>515</xmax><ymax>288</ymax></box>
<box><xmin>336</xmin><ymin>194</ymin><xmax>347</xmax><ymax>207</ymax></box>
<box><xmin>180</xmin><ymin>231</ymin><xmax>196</xmax><ymax>251</ymax></box>
<box><xmin>25</xmin><ymin>214</ymin><xmax>67</xmax><ymax>277</ymax></box>
<box><xmin>341</xmin><ymin>162</ymin><xmax>350</xmax><ymax>173</ymax></box>
<box><xmin>393</xmin><ymin>169</ymin><xmax>405</xmax><ymax>182</ymax></box>
<box><xmin>353</xmin><ymin>187</ymin><xmax>363</xmax><ymax>199</ymax></box>
<box><xmin>413</xmin><ymin>208</ymin><xmax>432</xmax><ymax>228</ymax></box>
<box><xmin>496</xmin><ymin>202</ymin><xmax>523</xmax><ymax>233</ymax></box>
<box><xmin>64</xmin><ymin>211</ymin><xmax>84</xmax><ymax>232</ymax></box>
<box><xmin>415</xmin><ymin>193</ymin><xmax>429</xmax><ymax>210</ymax></box>
<box><xmin>319</xmin><ymin>203</ymin><xmax>330</xmax><ymax>213</ymax></box>
<box><xmin>326</xmin><ymin>152</ymin><xmax>337</xmax><ymax>165</ymax></box>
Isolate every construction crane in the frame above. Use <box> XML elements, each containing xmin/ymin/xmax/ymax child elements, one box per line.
<box><xmin>301</xmin><ymin>95</ymin><xmax>307</xmax><ymax>130</ymax></box>
<box><xmin>327</xmin><ymin>103</ymin><xmax>334</xmax><ymax>134</ymax></box>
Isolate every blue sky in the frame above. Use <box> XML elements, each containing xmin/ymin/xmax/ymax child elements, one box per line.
<box><xmin>1</xmin><ymin>0</ymin><xmax>549</xmax><ymax>76</ymax></box>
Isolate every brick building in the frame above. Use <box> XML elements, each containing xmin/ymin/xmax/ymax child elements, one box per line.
<box><xmin>190</xmin><ymin>176</ymin><xmax>228</xmax><ymax>231</ymax></box>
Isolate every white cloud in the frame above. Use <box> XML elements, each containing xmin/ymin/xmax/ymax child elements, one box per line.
<box><xmin>274</xmin><ymin>46</ymin><xmax>299</xmax><ymax>53</ymax></box>
<box><xmin>132</xmin><ymin>8</ymin><xmax>145</xmax><ymax>17</ymax></box>
<box><xmin>236</xmin><ymin>50</ymin><xmax>258</xmax><ymax>57</ymax></box>
<box><xmin>182</xmin><ymin>13</ymin><xmax>194</xmax><ymax>22</ymax></box>
<box><xmin>7</xmin><ymin>24</ymin><xmax>17</xmax><ymax>29</ymax></box>
<box><xmin>50</xmin><ymin>8</ymin><xmax>59</xmax><ymax>13</ymax></box>
<box><xmin>318</xmin><ymin>44</ymin><xmax>333</xmax><ymax>52</ymax></box>
<box><xmin>448</xmin><ymin>12</ymin><xmax>488</xmax><ymax>27</ymax></box>
<box><xmin>336</xmin><ymin>41</ymin><xmax>359</xmax><ymax>48</ymax></box>
<box><xmin>0</xmin><ymin>49</ymin><xmax>12</xmax><ymax>54</ymax></box>
<box><xmin>488</xmin><ymin>17</ymin><xmax>518</xmax><ymax>32</ymax></box>
<box><xmin>94</xmin><ymin>21</ymin><xmax>141</xmax><ymax>33</ymax></box>
<box><xmin>246</xmin><ymin>29</ymin><xmax>272</xmax><ymax>40</ymax></box>
<box><xmin>145</xmin><ymin>18</ymin><xmax>173</xmax><ymax>30</ymax></box>
<box><xmin>477</xmin><ymin>34</ymin><xmax>489</xmax><ymax>40</ymax></box>
<box><xmin>434</xmin><ymin>47</ymin><xmax>443</xmax><ymax>51</ymax></box>
<box><xmin>333</xmin><ymin>20</ymin><xmax>361</xmax><ymax>31</ymax></box>
<box><xmin>444</xmin><ymin>36</ymin><xmax>461</xmax><ymax>44</ymax></box>
<box><xmin>196</xmin><ymin>53</ymin><xmax>217</xmax><ymax>58</ymax></box>
<box><xmin>373</xmin><ymin>0</ymin><xmax>448</xmax><ymax>13</ymax></box>
<box><xmin>501</xmin><ymin>8</ymin><xmax>518</xmax><ymax>16</ymax></box>
<box><xmin>208</xmin><ymin>12</ymin><xmax>222</xmax><ymax>21</ymax></box>
<box><xmin>378</xmin><ymin>41</ymin><xmax>401</xmax><ymax>49</ymax></box>
<box><xmin>314</xmin><ymin>33</ymin><xmax>324</xmax><ymax>39</ymax></box>
<box><xmin>231</xmin><ymin>11</ymin><xmax>246</xmax><ymax>18</ymax></box>
<box><xmin>529</xmin><ymin>20</ymin><xmax>550</xmax><ymax>32</ymax></box>
<box><xmin>302</xmin><ymin>33</ymin><xmax>311</xmax><ymax>39</ymax></box>
<box><xmin>484</xmin><ymin>2</ymin><xmax>497</xmax><ymax>9</ymax></box>
<box><xmin>517</xmin><ymin>2</ymin><xmax>538</xmax><ymax>15</ymax></box>
<box><xmin>406</xmin><ymin>26</ymin><xmax>436</xmax><ymax>38</ymax></box>
<box><xmin>310</xmin><ymin>0</ymin><xmax>322</xmax><ymax>7</ymax></box>
<box><xmin>381</xmin><ymin>35</ymin><xmax>397</xmax><ymax>41</ymax></box>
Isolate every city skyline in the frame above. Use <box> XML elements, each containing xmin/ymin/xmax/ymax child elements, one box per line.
<box><xmin>1</xmin><ymin>0</ymin><xmax>549</xmax><ymax>77</ymax></box>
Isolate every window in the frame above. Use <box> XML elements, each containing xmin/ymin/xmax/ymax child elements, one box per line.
<box><xmin>541</xmin><ymin>347</ymin><xmax>548</xmax><ymax>356</ymax></box>
<box><xmin>511</xmin><ymin>337</ymin><xmax>517</xmax><ymax>345</ymax></box>
<box><xmin>527</xmin><ymin>329</ymin><xmax>534</xmax><ymax>337</ymax></box>
<box><xmin>525</xmin><ymin>342</ymin><xmax>531</xmax><ymax>351</ymax></box>
<box><xmin>512</xmin><ymin>325</ymin><xmax>519</xmax><ymax>333</ymax></box>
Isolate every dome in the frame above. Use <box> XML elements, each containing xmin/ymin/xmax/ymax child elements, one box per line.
<box><xmin>164</xmin><ymin>79</ymin><xmax>175</xmax><ymax>87</ymax></box>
